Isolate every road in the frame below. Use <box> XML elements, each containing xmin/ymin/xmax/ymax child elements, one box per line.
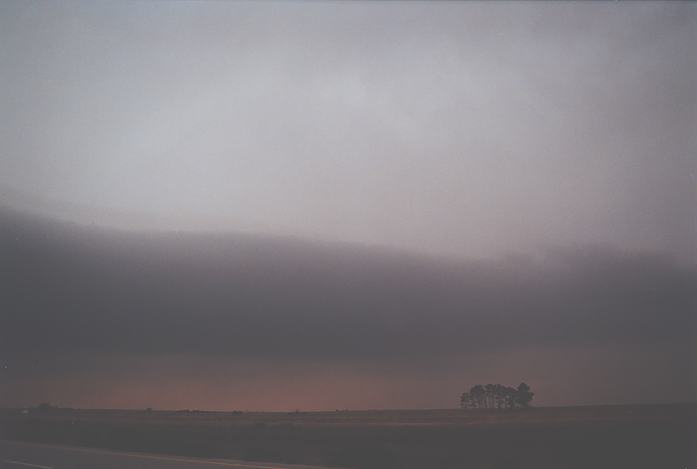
<box><xmin>0</xmin><ymin>441</ymin><xmax>331</xmax><ymax>469</ymax></box>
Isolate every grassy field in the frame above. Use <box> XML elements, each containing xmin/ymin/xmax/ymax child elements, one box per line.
<box><xmin>1</xmin><ymin>404</ymin><xmax>695</xmax><ymax>468</ymax></box>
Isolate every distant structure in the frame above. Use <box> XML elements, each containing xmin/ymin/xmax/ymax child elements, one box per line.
<box><xmin>37</xmin><ymin>402</ymin><xmax>55</xmax><ymax>412</ymax></box>
<box><xmin>460</xmin><ymin>383</ymin><xmax>534</xmax><ymax>409</ymax></box>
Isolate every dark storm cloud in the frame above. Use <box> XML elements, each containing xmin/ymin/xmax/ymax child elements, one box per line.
<box><xmin>2</xmin><ymin>207</ymin><xmax>694</xmax><ymax>360</ymax></box>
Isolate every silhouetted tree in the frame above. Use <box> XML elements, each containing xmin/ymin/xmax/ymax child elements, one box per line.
<box><xmin>485</xmin><ymin>384</ymin><xmax>495</xmax><ymax>408</ymax></box>
<box><xmin>460</xmin><ymin>392</ymin><xmax>471</xmax><ymax>408</ymax></box>
<box><xmin>460</xmin><ymin>382</ymin><xmax>534</xmax><ymax>409</ymax></box>
<box><xmin>503</xmin><ymin>386</ymin><xmax>517</xmax><ymax>409</ymax></box>
<box><xmin>471</xmin><ymin>384</ymin><xmax>485</xmax><ymax>408</ymax></box>
<box><xmin>515</xmin><ymin>382</ymin><xmax>534</xmax><ymax>407</ymax></box>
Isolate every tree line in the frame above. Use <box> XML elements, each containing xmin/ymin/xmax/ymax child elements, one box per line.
<box><xmin>460</xmin><ymin>383</ymin><xmax>533</xmax><ymax>409</ymax></box>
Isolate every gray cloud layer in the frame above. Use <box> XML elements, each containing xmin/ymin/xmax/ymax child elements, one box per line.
<box><xmin>1</xmin><ymin>1</ymin><xmax>695</xmax><ymax>259</ymax></box>
<box><xmin>2</xmin><ymin>206</ymin><xmax>695</xmax><ymax>357</ymax></box>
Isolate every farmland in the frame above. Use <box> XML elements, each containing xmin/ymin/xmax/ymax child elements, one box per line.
<box><xmin>1</xmin><ymin>404</ymin><xmax>694</xmax><ymax>468</ymax></box>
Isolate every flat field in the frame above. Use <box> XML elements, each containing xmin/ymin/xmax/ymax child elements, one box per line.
<box><xmin>1</xmin><ymin>404</ymin><xmax>694</xmax><ymax>468</ymax></box>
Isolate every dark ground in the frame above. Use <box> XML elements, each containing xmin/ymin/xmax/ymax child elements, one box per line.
<box><xmin>1</xmin><ymin>404</ymin><xmax>695</xmax><ymax>469</ymax></box>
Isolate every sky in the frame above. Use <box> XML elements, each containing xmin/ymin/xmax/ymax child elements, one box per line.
<box><xmin>1</xmin><ymin>0</ymin><xmax>695</xmax><ymax>259</ymax></box>
<box><xmin>0</xmin><ymin>1</ymin><xmax>696</xmax><ymax>410</ymax></box>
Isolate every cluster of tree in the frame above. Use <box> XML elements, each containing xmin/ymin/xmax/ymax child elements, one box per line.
<box><xmin>460</xmin><ymin>383</ymin><xmax>533</xmax><ymax>409</ymax></box>
<box><xmin>175</xmin><ymin>409</ymin><xmax>242</xmax><ymax>415</ymax></box>
<box><xmin>34</xmin><ymin>403</ymin><xmax>76</xmax><ymax>413</ymax></box>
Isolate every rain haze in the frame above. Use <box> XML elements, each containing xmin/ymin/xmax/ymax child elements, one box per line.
<box><xmin>0</xmin><ymin>1</ymin><xmax>695</xmax><ymax>411</ymax></box>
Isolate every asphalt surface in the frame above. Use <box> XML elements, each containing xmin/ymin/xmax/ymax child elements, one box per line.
<box><xmin>0</xmin><ymin>441</ymin><xmax>329</xmax><ymax>469</ymax></box>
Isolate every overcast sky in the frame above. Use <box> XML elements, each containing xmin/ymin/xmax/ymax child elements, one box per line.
<box><xmin>1</xmin><ymin>0</ymin><xmax>695</xmax><ymax>260</ymax></box>
<box><xmin>1</xmin><ymin>1</ymin><xmax>696</xmax><ymax>410</ymax></box>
